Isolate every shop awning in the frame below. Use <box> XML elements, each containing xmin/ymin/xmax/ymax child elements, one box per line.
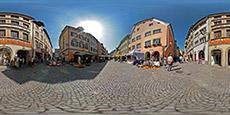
<box><xmin>127</xmin><ymin>49</ymin><xmax>144</xmax><ymax>59</ymax></box>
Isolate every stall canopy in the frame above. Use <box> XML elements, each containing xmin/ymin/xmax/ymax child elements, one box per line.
<box><xmin>127</xmin><ymin>49</ymin><xmax>144</xmax><ymax>59</ymax></box>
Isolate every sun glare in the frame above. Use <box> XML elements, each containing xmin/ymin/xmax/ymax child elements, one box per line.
<box><xmin>77</xmin><ymin>20</ymin><xmax>103</xmax><ymax>39</ymax></box>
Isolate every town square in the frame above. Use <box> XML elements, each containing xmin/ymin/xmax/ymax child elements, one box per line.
<box><xmin>0</xmin><ymin>61</ymin><xmax>230</xmax><ymax>115</ymax></box>
<box><xmin>0</xmin><ymin>0</ymin><xmax>230</xmax><ymax>115</ymax></box>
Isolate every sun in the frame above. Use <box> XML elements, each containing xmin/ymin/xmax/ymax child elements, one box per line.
<box><xmin>77</xmin><ymin>20</ymin><xmax>103</xmax><ymax>39</ymax></box>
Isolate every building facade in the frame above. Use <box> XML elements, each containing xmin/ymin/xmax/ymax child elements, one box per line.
<box><xmin>115</xmin><ymin>34</ymin><xmax>130</xmax><ymax>57</ymax></box>
<box><xmin>128</xmin><ymin>18</ymin><xmax>175</xmax><ymax>61</ymax></box>
<box><xmin>185</xmin><ymin>12</ymin><xmax>230</xmax><ymax>66</ymax></box>
<box><xmin>185</xmin><ymin>17</ymin><xmax>209</xmax><ymax>64</ymax></box>
<box><xmin>0</xmin><ymin>12</ymin><xmax>52</xmax><ymax>65</ymax></box>
<box><xmin>58</xmin><ymin>25</ymin><xmax>107</xmax><ymax>62</ymax></box>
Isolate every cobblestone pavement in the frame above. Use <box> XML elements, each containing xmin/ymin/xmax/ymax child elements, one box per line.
<box><xmin>0</xmin><ymin>61</ymin><xmax>230</xmax><ymax>115</ymax></box>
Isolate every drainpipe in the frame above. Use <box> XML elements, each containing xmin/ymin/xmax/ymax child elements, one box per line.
<box><xmin>32</xmin><ymin>21</ymin><xmax>34</xmax><ymax>58</ymax></box>
<box><xmin>164</xmin><ymin>25</ymin><xmax>170</xmax><ymax>57</ymax></box>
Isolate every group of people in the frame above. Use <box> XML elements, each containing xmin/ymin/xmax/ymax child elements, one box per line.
<box><xmin>115</xmin><ymin>54</ymin><xmax>175</xmax><ymax>71</ymax></box>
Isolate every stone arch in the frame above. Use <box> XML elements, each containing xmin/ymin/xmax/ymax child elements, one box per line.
<box><xmin>145</xmin><ymin>51</ymin><xmax>150</xmax><ymax>60</ymax></box>
<box><xmin>152</xmin><ymin>51</ymin><xmax>160</xmax><ymax>61</ymax></box>
<box><xmin>198</xmin><ymin>50</ymin><xmax>205</xmax><ymax>60</ymax></box>
<box><xmin>226</xmin><ymin>47</ymin><xmax>230</xmax><ymax>66</ymax></box>
<box><xmin>0</xmin><ymin>46</ymin><xmax>13</xmax><ymax>65</ymax></box>
<box><xmin>16</xmin><ymin>49</ymin><xmax>30</xmax><ymax>64</ymax></box>
<box><xmin>211</xmin><ymin>49</ymin><xmax>222</xmax><ymax>66</ymax></box>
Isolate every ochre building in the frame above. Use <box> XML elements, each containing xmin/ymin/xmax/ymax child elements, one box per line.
<box><xmin>128</xmin><ymin>18</ymin><xmax>175</xmax><ymax>60</ymax></box>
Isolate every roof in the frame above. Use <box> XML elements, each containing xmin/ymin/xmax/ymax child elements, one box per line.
<box><xmin>131</xmin><ymin>17</ymin><xmax>170</xmax><ymax>34</ymax></box>
<box><xmin>208</xmin><ymin>12</ymin><xmax>230</xmax><ymax>17</ymax></box>
<box><xmin>134</xmin><ymin>17</ymin><xmax>169</xmax><ymax>26</ymax></box>
<box><xmin>0</xmin><ymin>12</ymin><xmax>34</xmax><ymax>20</ymax></box>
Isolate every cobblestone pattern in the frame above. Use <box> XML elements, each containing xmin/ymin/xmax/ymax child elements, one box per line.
<box><xmin>0</xmin><ymin>61</ymin><xmax>230</xmax><ymax>114</ymax></box>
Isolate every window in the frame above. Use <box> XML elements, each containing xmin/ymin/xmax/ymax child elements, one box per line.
<box><xmin>39</xmin><ymin>43</ymin><xmax>43</xmax><ymax>48</ymax></box>
<box><xmin>136</xmin><ymin>43</ymin><xmax>141</xmax><ymax>49</ymax></box>
<box><xmin>136</xmin><ymin>35</ymin><xmax>141</xmax><ymax>40</ymax></box>
<box><xmin>71</xmin><ymin>38</ymin><xmax>78</xmax><ymax>47</ymax></box>
<box><xmin>132</xmin><ymin>45</ymin><xmax>135</xmax><ymax>50</ymax></box>
<box><xmin>227</xmin><ymin>30</ymin><xmax>230</xmax><ymax>37</ymax></box>
<box><xmin>23</xmin><ymin>23</ymin><xmax>29</xmax><ymax>29</ymax></box>
<box><xmin>200</xmin><ymin>37</ymin><xmax>206</xmax><ymax>43</ymax></box>
<box><xmin>71</xmin><ymin>32</ymin><xmax>77</xmax><ymax>37</ymax></box>
<box><xmin>41</xmin><ymin>35</ymin><xmax>43</xmax><ymax>41</ymax></box>
<box><xmin>214</xmin><ymin>21</ymin><xmax>221</xmax><ymax>25</ymax></box>
<box><xmin>145</xmin><ymin>31</ymin><xmax>151</xmax><ymax>37</ymax></box>
<box><xmin>79</xmin><ymin>41</ymin><xmax>83</xmax><ymax>48</ymax></box>
<box><xmin>214</xmin><ymin>31</ymin><xmax>222</xmax><ymax>39</ymax></box>
<box><xmin>132</xmin><ymin>38</ymin><xmax>135</xmax><ymax>42</ymax></box>
<box><xmin>214</xmin><ymin>16</ymin><xmax>221</xmax><ymax>19</ymax></box>
<box><xmin>149</xmin><ymin>23</ymin><xmax>153</xmax><ymax>26</ymax></box>
<box><xmin>195</xmin><ymin>40</ymin><xmax>199</xmax><ymax>45</ymax></box>
<box><xmin>11</xmin><ymin>20</ymin><xmax>19</xmax><ymax>25</ymax></box>
<box><xmin>200</xmin><ymin>27</ymin><xmax>207</xmax><ymax>35</ymax></box>
<box><xmin>0</xmin><ymin>20</ymin><xmax>6</xmax><ymax>23</ymax></box>
<box><xmin>137</xmin><ymin>28</ymin><xmax>140</xmax><ymax>31</ymax></box>
<box><xmin>11</xmin><ymin>15</ymin><xmax>19</xmax><ymax>18</ymax></box>
<box><xmin>23</xmin><ymin>17</ymin><xmax>29</xmax><ymax>21</ymax></box>
<box><xmin>35</xmin><ymin>31</ymin><xmax>39</xmax><ymax>37</ymax></box>
<box><xmin>0</xmin><ymin>15</ymin><xmax>5</xmax><ymax>17</ymax></box>
<box><xmin>0</xmin><ymin>30</ymin><xmax>6</xmax><ymax>37</ymax></box>
<box><xmin>36</xmin><ymin>25</ymin><xmax>39</xmax><ymax>29</ymax></box>
<box><xmin>36</xmin><ymin>41</ymin><xmax>39</xmax><ymax>48</ymax></box>
<box><xmin>153</xmin><ymin>29</ymin><xmax>161</xmax><ymax>34</ymax></box>
<box><xmin>195</xmin><ymin>32</ymin><xmax>199</xmax><ymax>37</ymax></box>
<box><xmin>23</xmin><ymin>33</ymin><xmax>29</xmax><ymax>41</ymax></box>
<box><xmin>11</xmin><ymin>30</ymin><xmax>19</xmax><ymax>39</ymax></box>
<box><xmin>153</xmin><ymin>38</ymin><xmax>161</xmax><ymax>45</ymax></box>
<box><xmin>85</xmin><ymin>43</ymin><xmax>88</xmax><ymax>49</ymax></box>
<box><xmin>227</xmin><ymin>20</ymin><xmax>230</xmax><ymax>23</ymax></box>
<box><xmin>145</xmin><ymin>40</ymin><xmax>151</xmax><ymax>47</ymax></box>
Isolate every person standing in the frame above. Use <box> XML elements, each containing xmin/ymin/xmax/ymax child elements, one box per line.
<box><xmin>78</xmin><ymin>56</ymin><xmax>81</xmax><ymax>64</ymax></box>
<box><xmin>167</xmin><ymin>54</ymin><xmax>173</xmax><ymax>71</ymax></box>
<box><xmin>19</xmin><ymin>56</ymin><xmax>23</xmax><ymax>67</ymax></box>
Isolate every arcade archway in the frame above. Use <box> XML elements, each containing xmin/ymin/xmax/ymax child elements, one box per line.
<box><xmin>0</xmin><ymin>47</ymin><xmax>12</xmax><ymax>65</ymax></box>
<box><xmin>211</xmin><ymin>49</ymin><xmax>221</xmax><ymax>66</ymax></box>
<box><xmin>152</xmin><ymin>51</ymin><xmax>160</xmax><ymax>61</ymax></box>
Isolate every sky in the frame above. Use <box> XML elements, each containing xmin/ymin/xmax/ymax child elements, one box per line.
<box><xmin>0</xmin><ymin>0</ymin><xmax>230</xmax><ymax>52</ymax></box>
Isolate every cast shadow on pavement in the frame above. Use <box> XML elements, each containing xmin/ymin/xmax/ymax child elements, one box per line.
<box><xmin>2</xmin><ymin>61</ymin><xmax>108</xmax><ymax>84</ymax></box>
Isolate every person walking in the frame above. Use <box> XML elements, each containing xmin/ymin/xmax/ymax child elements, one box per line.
<box><xmin>167</xmin><ymin>54</ymin><xmax>173</xmax><ymax>71</ymax></box>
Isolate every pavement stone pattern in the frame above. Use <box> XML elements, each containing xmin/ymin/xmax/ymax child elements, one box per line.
<box><xmin>0</xmin><ymin>61</ymin><xmax>230</xmax><ymax>114</ymax></box>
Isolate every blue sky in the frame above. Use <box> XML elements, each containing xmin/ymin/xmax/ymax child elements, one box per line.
<box><xmin>1</xmin><ymin>0</ymin><xmax>230</xmax><ymax>52</ymax></box>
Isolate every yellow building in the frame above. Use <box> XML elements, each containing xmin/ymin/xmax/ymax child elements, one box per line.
<box><xmin>0</xmin><ymin>12</ymin><xmax>52</xmax><ymax>65</ymax></box>
<box><xmin>129</xmin><ymin>18</ymin><xmax>175</xmax><ymax>60</ymax></box>
<box><xmin>115</xmin><ymin>34</ymin><xmax>130</xmax><ymax>57</ymax></box>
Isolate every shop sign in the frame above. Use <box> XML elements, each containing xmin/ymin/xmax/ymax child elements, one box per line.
<box><xmin>0</xmin><ymin>39</ymin><xmax>32</xmax><ymax>48</ymax></box>
<box><xmin>209</xmin><ymin>39</ymin><xmax>230</xmax><ymax>45</ymax></box>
